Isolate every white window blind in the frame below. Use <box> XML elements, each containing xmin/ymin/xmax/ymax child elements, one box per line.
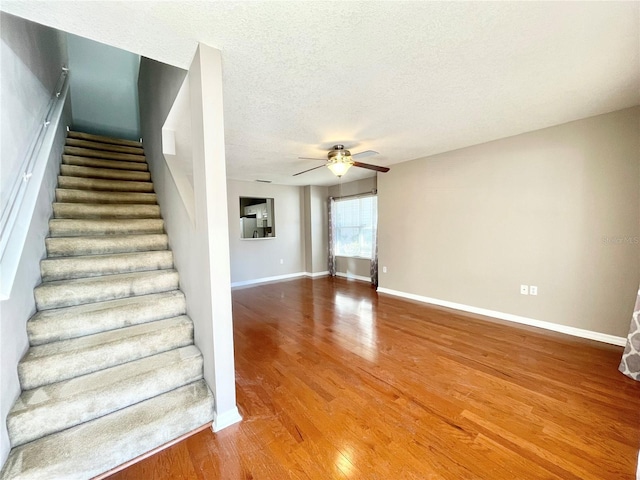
<box><xmin>334</xmin><ymin>195</ymin><xmax>377</xmax><ymax>259</ymax></box>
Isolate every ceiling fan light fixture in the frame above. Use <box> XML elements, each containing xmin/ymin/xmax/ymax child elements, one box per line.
<box><xmin>327</xmin><ymin>156</ymin><xmax>354</xmax><ymax>177</ymax></box>
<box><xmin>327</xmin><ymin>146</ymin><xmax>354</xmax><ymax>177</ymax></box>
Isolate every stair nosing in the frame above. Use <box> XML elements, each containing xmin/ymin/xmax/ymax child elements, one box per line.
<box><xmin>8</xmin><ymin>346</ymin><xmax>203</xmax><ymax>447</ymax></box>
<box><xmin>19</xmin><ymin>316</ymin><xmax>194</xmax><ymax>389</ymax></box>
<box><xmin>59</xmin><ymin>164</ymin><xmax>151</xmax><ymax>181</ymax></box>
<box><xmin>28</xmin><ymin>290</ymin><xmax>186</xmax><ymax>345</ymax></box>
<box><xmin>33</xmin><ymin>268</ymin><xmax>179</xmax><ymax>310</ymax></box>
<box><xmin>62</xmin><ymin>155</ymin><xmax>149</xmax><ymax>172</ymax></box>
<box><xmin>64</xmin><ymin>146</ymin><xmax>146</xmax><ymax>162</ymax></box>
<box><xmin>65</xmin><ymin>138</ymin><xmax>145</xmax><ymax>155</ymax></box>
<box><xmin>40</xmin><ymin>250</ymin><xmax>174</xmax><ymax>281</ymax></box>
<box><xmin>0</xmin><ymin>380</ymin><xmax>213</xmax><ymax>480</ymax></box>
<box><xmin>67</xmin><ymin>130</ymin><xmax>143</xmax><ymax>148</ymax></box>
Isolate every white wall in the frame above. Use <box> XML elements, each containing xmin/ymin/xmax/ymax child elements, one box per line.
<box><xmin>67</xmin><ymin>33</ymin><xmax>140</xmax><ymax>140</ymax></box>
<box><xmin>227</xmin><ymin>180</ymin><xmax>306</xmax><ymax>285</ymax></box>
<box><xmin>138</xmin><ymin>46</ymin><xmax>240</xmax><ymax>430</ymax></box>
<box><xmin>0</xmin><ymin>13</ymin><xmax>67</xmax><ymax>212</ymax></box>
<box><xmin>378</xmin><ymin>107</ymin><xmax>640</xmax><ymax>339</ymax></box>
<box><xmin>303</xmin><ymin>185</ymin><xmax>329</xmax><ymax>274</ymax></box>
<box><xmin>0</xmin><ymin>12</ymin><xmax>70</xmax><ymax>468</ymax></box>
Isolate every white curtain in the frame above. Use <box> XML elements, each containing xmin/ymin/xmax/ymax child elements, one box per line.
<box><xmin>619</xmin><ymin>286</ymin><xmax>640</xmax><ymax>381</ymax></box>
<box><xmin>370</xmin><ymin>198</ymin><xmax>378</xmax><ymax>287</ymax></box>
<box><xmin>327</xmin><ymin>197</ymin><xmax>336</xmax><ymax>276</ymax></box>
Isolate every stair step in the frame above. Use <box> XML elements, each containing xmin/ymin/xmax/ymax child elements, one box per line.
<box><xmin>0</xmin><ymin>380</ymin><xmax>214</xmax><ymax>480</ymax></box>
<box><xmin>34</xmin><ymin>269</ymin><xmax>179</xmax><ymax>310</ymax></box>
<box><xmin>60</xmin><ymin>164</ymin><xmax>151</xmax><ymax>182</ymax></box>
<box><xmin>41</xmin><ymin>250</ymin><xmax>173</xmax><ymax>281</ymax></box>
<box><xmin>66</xmin><ymin>138</ymin><xmax>145</xmax><ymax>155</ymax></box>
<box><xmin>19</xmin><ymin>315</ymin><xmax>193</xmax><ymax>390</ymax></box>
<box><xmin>62</xmin><ymin>154</ymin><xmax>148</xmax><ymax>172</ymax></box>
<box><xmin>64</xmin><ymin>146</ymin><xmax>146</xmax><ymax>163</ymax></box>
<box><xmin>49</xmin><ymin>218</ymin><xmax>164</xmax><ymax>237</ymax></box>
<box><xmin>52</xmin><ymin>202</ymin><xmax>161</xmax><ymax>219</ymax></box>
<box><xmin>9</xmin><ymin>345</ymin><xmax>203</xmax><ymax>447</ymax></box>
<box><xmin>46</xmin><ymin>233</ymin><xmax>168</xmax><ymax>257</ymax></box>
<box><xmin>55</xmin><ymin>188</ymin><xmax>157</xmax><ymax>205</ymax></box>
<box><xmin>58</xmin><ymin>175</ymin><xmax>154</xmax><ymax>193</ymax></box>
<box><xmin>28</xmin><ymin>291</ymin><xmax>186</xmax><ymax>345</ymax></box>
<box><xmin>67</xmin><ymin>130</ymin><xmax>142</xmax><ymax>148</ymax></box>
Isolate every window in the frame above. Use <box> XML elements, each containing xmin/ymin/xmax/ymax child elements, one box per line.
<box><xmin>239</xmin><ymin>197</ymin><xmax>275</xmax><ymax>238</ymax></box>
<box><xmin>334</xmin><ymin>195</ymin><xmax>377</xmax><ymax>259</ymax></box>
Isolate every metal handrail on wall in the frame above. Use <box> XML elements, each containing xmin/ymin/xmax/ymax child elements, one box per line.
<box><xmin>0</xmin><ymin>66</ymin><xmax>69</xmax><ymax>259</ymax></box>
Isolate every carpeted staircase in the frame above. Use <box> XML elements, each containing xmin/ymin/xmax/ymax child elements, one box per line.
<box><xmin>1</xmin><ymin>131</ymin><xmax>215</xmax><ymax>480</ymax></box>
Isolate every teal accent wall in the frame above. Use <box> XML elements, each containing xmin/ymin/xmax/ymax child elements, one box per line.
<box><xmin>67</xmin><ymin>34</ymin><xmax>140</xmax><ymax>140</ymax></box>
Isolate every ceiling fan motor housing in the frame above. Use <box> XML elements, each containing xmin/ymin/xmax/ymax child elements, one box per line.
<box><xmin>328</xmin><ymin>145</ymin><xmax>352</xmax><ymax>161</ymax></box>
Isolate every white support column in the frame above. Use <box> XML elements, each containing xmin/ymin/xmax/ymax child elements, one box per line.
<box><xmin>188</xmin><ymin>44</ymin><xmax>241</xmax><ymax>431</ymax></box>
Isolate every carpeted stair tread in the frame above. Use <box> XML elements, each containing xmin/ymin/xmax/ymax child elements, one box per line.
<box><xmin>49</xmin><ymin>218</ymin><xmax>164</xmax><ymax>237</ymax></box>
<box><xmin>55</xmin><ymin>188</ymin><xmax>157</xmax><ymax>205</ymax></box>
<box><xmin>0</xmin><ymin>380</ymin><xmax>214</xmax><ymax>480</ymax></box>
<box><xmin>46</xmin><ymin>233</ymin><xmax>168</xmax><ymax>257</ymax></box>
<box><xmin>58</xmin><ymin>175</ymin><xmax>154</xmax><ymax>193</ymax></box>
<box><xmin>60</xmin><ymin>164</ymin><xmax>151</xmax><ymax>182</ymax></box>
<box><xmin>28</xmin><ymin>290</ymin><xmax>186</xmax><ymax>345</ymax></box>
<box><xmin>65</xmin><ymin>138</ymin><xmax>145</xmax><ymax>155</ymax></box>
<box><xmin>40</xmin><ymin>250</ymin><xmax>173</xmax><ymax>281</ymax></box>
<box><xmin>8</xmin><ymin>346</ymin><xmax>203</xmax><ymax>447</ymax></box>
<box><xmin>18</xmin><ymin>315</ymin><xmax>193</xmax><ymax>390</ymax></box>
<box><xmin>52</xmin><ymin>202</ymin><xmax>161</xmax><ymax>219</ymax></box>
<box><xmin>67</xmin><ymin>130</ymin><xmax>142</xmax><ymax>148</ymax></box>
<box><xmin>62</xmin><ymin>155</ymin><xmax>149</xmax><ymax>172</ymax></box>
<box><xmin>64</xmin><ymin>146</ymin><xmax>146</xmax><ymax>163</ymax></box>
<box><xmin>34</xmin><ymin>269</ymin><xmax>179</xmax><ymax>310</ymax></box>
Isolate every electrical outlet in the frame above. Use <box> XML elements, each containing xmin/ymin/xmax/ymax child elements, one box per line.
<box><xmin>280</xmin><ymin>259</ymin><xmax>284</xmax><ymax>265</ymax></box>
<box><xmin>520</xmin><ymin>285</ymin><xmax>529</xmax><ymax>295</ymax></box>
<box><xmin>382</xmin><ymin>266</ymin><xmax>387</xmax><ymax>273</ymax></box>
<box><xmin>530</xmin><ymin>286</ymin><xmax>538</xmax><ymax>296</ymax></box>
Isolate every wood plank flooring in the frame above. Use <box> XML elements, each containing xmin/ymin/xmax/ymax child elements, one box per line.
<box><xmin>106</xmin><ymin>277</ymin><xmax>640</xmax><ymax>479</ymax></box>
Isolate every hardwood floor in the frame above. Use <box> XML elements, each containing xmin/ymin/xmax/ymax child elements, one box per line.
<box><xmin>107</xmin><ymin>277</ymin><xmax>640</xmax><ymax>479</ymax></box>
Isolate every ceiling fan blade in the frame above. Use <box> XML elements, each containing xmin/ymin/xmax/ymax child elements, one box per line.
<box><xmin>298</xmin><ymin>156</ymin><xmax>326</xmax><ymax>161</ymax></box>
<box><xmin>352</xmin><ymin>150</ymin><xmax>378</xmax><ymax>159</ymax></box>
<box><xmin>293</xmin><ymin>164</ymin><xmax>327</xmax><ymax>176</ymax></box>
<box><xmin>353</xmin><ymin>161</ymin><xmax>390</xmax><ymax>173</ymax></box>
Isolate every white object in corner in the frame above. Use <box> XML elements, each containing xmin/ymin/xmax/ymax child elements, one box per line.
<box><xmin>376</xmin><ymin>287</ymin><xmax>627</xmax><ymax>346</ymax></box>
<box><xmin>306</xmin><ymin>271</ymin><xmax>330</xmax><ymax>278</ymax></box>
<box><xmin>336</xmin><ymin>272</ymin><xmax>371</xmax><ymax>283</ymax></box>
<box><xmin>212</xmin><ymin>407</ymin><xmax>242</xmax><ymax>432</ymax></box>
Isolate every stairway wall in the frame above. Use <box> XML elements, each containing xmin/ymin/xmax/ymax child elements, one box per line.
<box><xmin>67</xmin><ymin>33</ymin><xmax>141</xmax><ymax>141</ymax></box>
<box><xmin>0</xmin><ymin>12</ymin><xmax>71</xmax><ymax>468</ymax></box>
<box><xmin>138</xmin><ymin>45</ymin><xmax>240</xmax><ymax>429</ymax></box>
<box><xmin>0</xmin><ymin>12</ymin><xmax>68</xmax><ymax>207</ymax></box>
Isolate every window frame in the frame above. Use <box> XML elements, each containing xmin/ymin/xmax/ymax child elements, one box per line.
<box><xmin>333</xmin><ymin>194</ymin><xmax>377</xmax><ymax>260</ymax></box>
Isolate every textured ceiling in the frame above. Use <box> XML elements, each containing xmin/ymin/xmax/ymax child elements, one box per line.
<box><xmin>3</xmin><ymin>1</ymin><xmax>639</xmax><ymax>186</ymax></box>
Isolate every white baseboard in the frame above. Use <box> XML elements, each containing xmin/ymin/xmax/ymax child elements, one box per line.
<box><xmin>231</xmin><ymin>271</ymin><xmax>329</xmax><ymax>288</ymax></box>
<box><xmin>231</xmin><ymin>272</ymin><xmax>305</xmax><ymax>288</ymax></box>
<box><xmin>306</xmin><ymin>270</ymin><xmax>330</xmax><ymax>278</ymax></box>
<box><xmin>336</xmin><ymin>272</ymin><xmax>371</xmax><ymax>283</ymax></box>
<box><xmin>377</xmin><ymin>287</ymin><xmax>627</xmax><ymax>347</ymax></box>
<box><xmin>213</xmin><ymin>407</ymin><xmax>242</xmax><ymax>432</ymax></box>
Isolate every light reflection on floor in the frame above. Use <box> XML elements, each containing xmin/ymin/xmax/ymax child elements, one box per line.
<box><xmin>335</xmin><ymin>444</ymin><xmax>357</xmax><ymax>477</ymax></box>
<box><xmin>332</xmin><ymin>292</ymin><xmax>378</xmax><ymax>362</ymax></box>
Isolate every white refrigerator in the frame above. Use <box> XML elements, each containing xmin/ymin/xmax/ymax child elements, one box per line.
<box><xmin>240</xmin><ymin>217</ymin><xmax>258</xmax><ymax>238</ymax></box>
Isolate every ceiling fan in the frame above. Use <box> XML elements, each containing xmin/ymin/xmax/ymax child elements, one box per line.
<box><xmin>294</xmin><ymin>144</ymin><xmax>390</xmax><ymax>177</ymax></box>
